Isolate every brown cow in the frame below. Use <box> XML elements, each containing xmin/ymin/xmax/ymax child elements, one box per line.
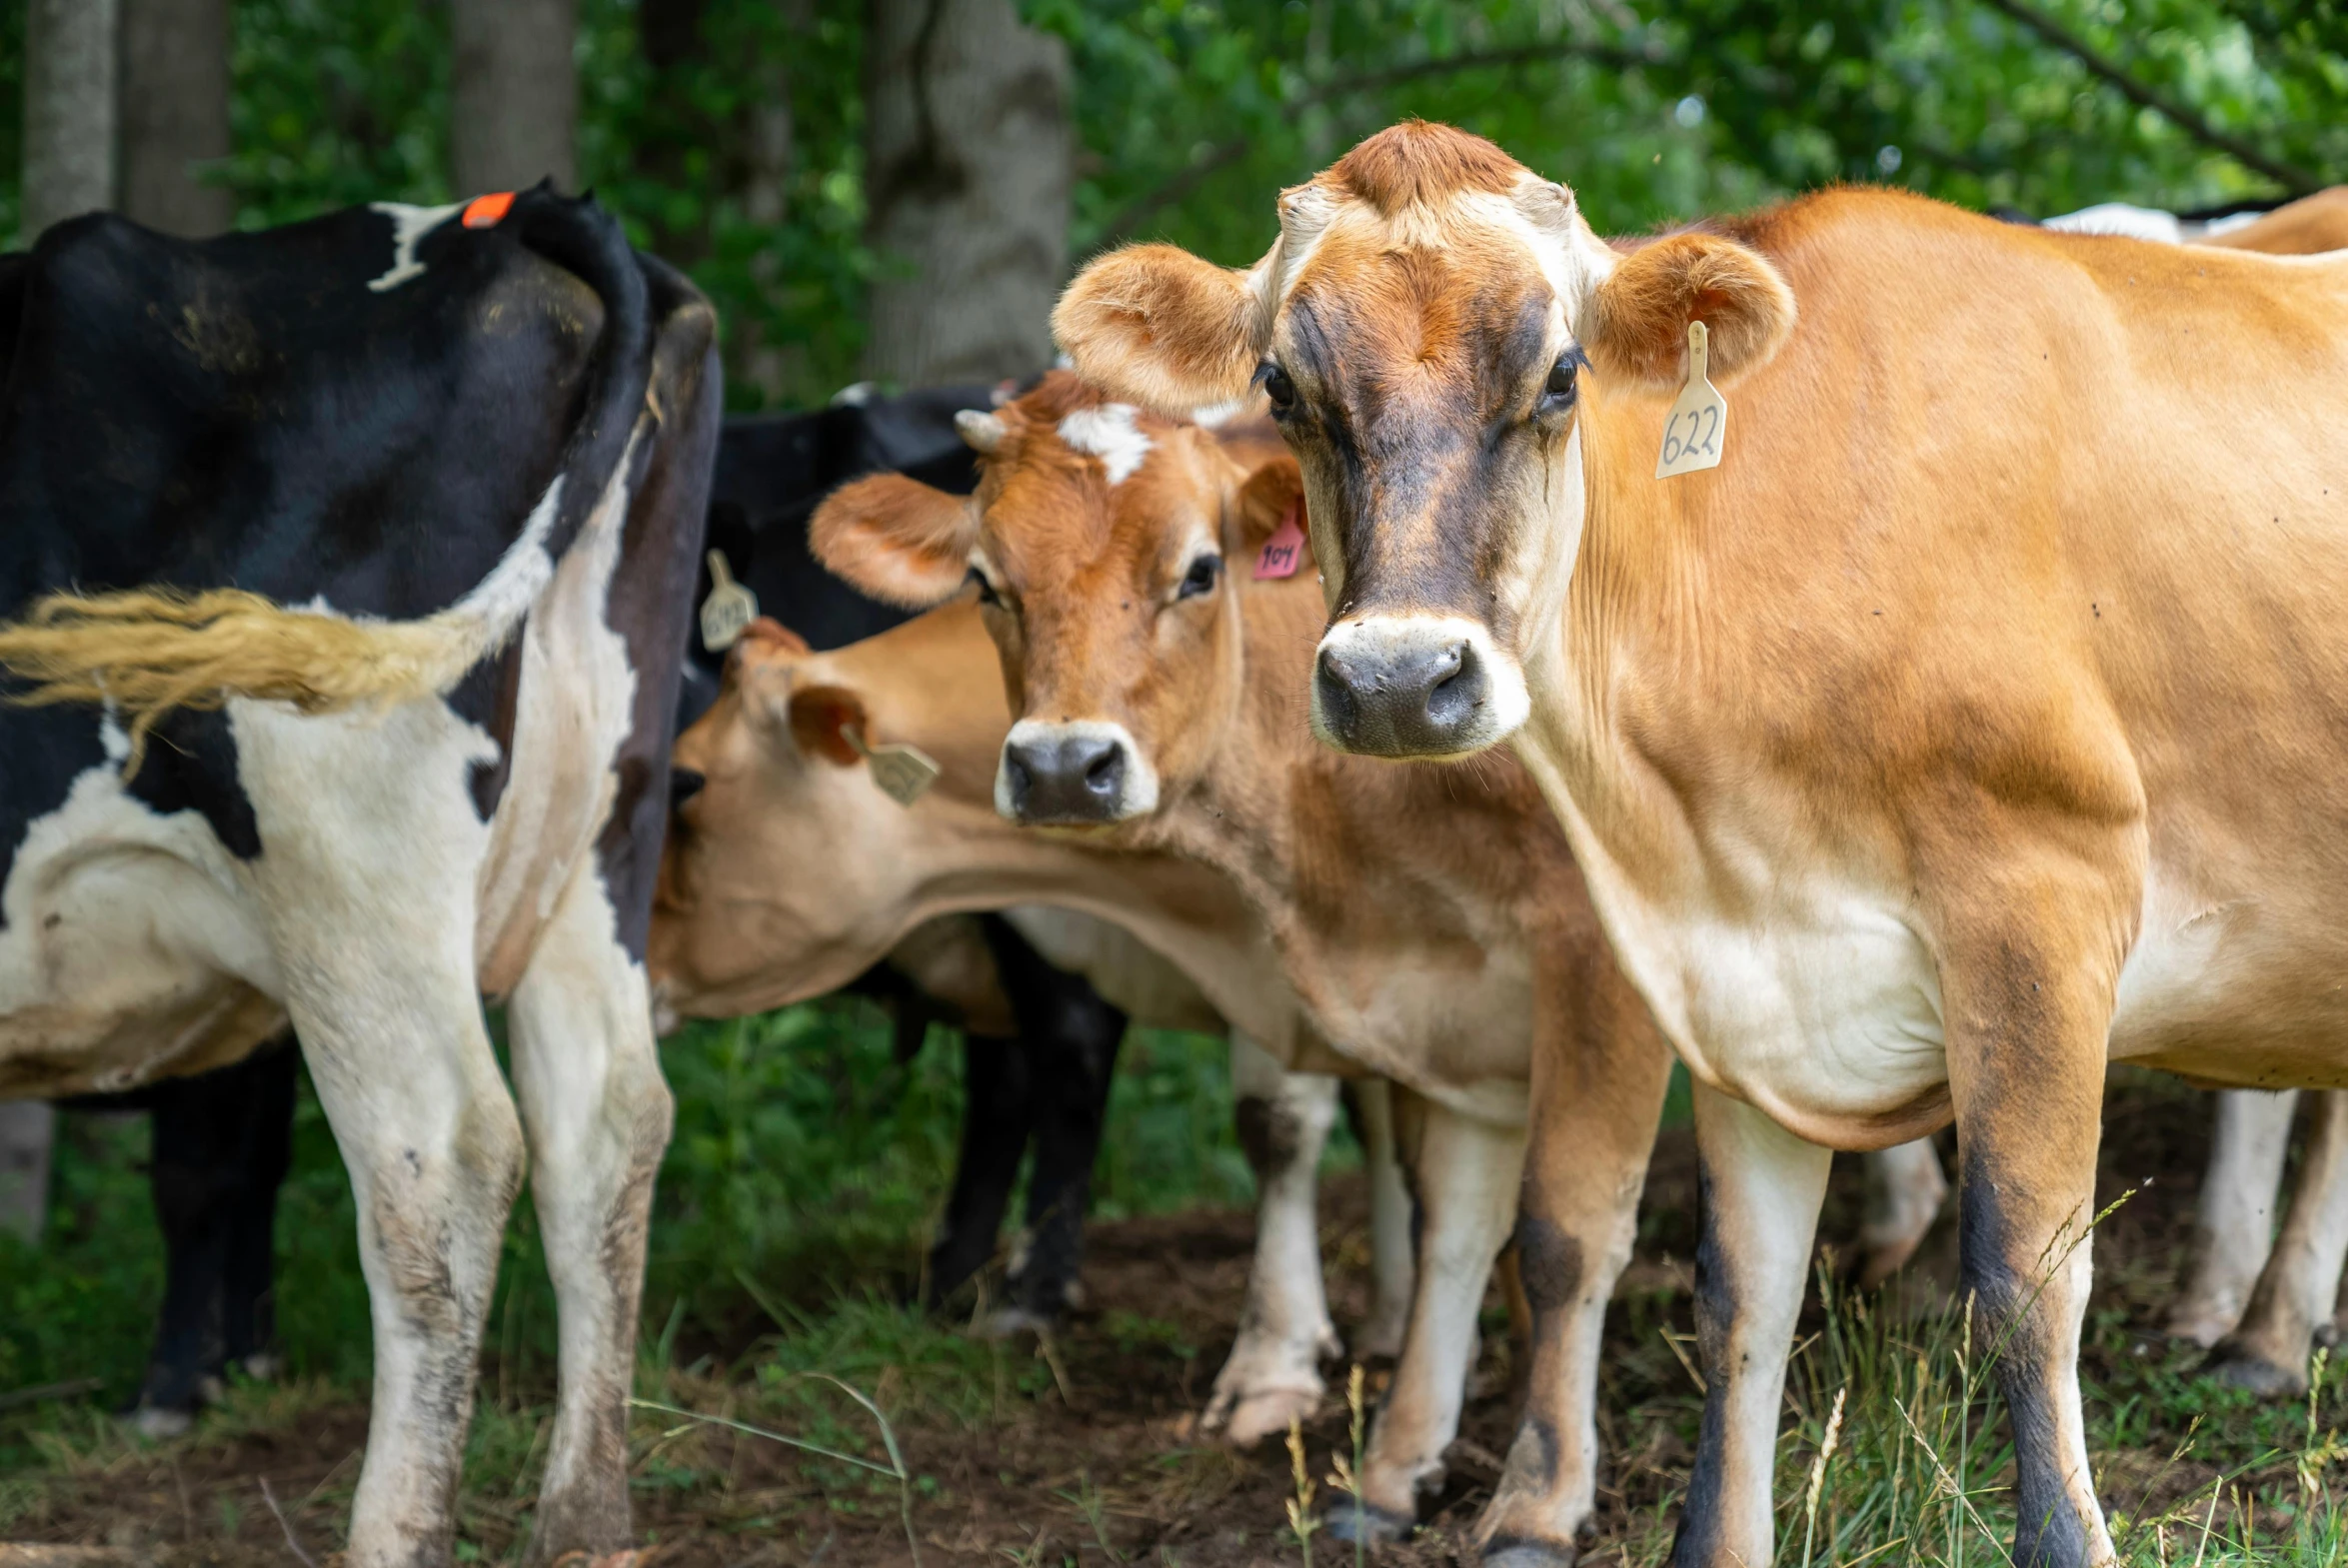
<box><xmin>650</xmin><ymin>608</ymin><xmax>1415</xmax><ymax>1443</ymax></box>
<box><xmin>809</xmin><ymin>374</ymin><xmax>1672</xmax><ymax>1556</ymax></box>
<box><xmin>1054</xmin><ymin>121</ymin><xmax>2348</xmax><ymax>1567</ymax></box>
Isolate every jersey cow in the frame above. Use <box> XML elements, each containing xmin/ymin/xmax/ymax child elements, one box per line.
<box><xmin>807</xmin><ymin>374</ymin><xmax>1674</xmax><ymax>1555</ymax></box>
<box><xmin>0</xmin><ymin>190</ymin><xmax>719</xmax><ymax>1568</ymax></box>
<box><xmin>1057</xmin><ymin>119</ymin><xmax>2348</xmax><ymax>1567</ymax></box>
<box><xmin>652</xmin><ymin>607</ymin><xmax>1416</xmax><ymax>1443</ymax></box>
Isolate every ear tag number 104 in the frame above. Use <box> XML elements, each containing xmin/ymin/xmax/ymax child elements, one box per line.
<box><xmin>1655</xmin><ymin>320</ymin><xmax>1727</xmax><ymax>479</ymax></box>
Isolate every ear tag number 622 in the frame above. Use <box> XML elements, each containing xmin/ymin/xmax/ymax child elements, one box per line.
<box><xmin>1655</xmin><ymin>320</ymin><xmax>1727</xmax><ymax>480</ymax></box>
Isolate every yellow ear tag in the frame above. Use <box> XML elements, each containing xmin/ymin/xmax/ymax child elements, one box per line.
<box><xmin>1654</xmin><ymin>320</ymin><xmax>1727</xmax><ymax>479</ymax></box>
<box><xmin>844</xmin><ymin>724</ymin><xmax>942</xmax><ymax>807</ymax></box>
<box><xmin>701</xmin><ymin>549</ymin><xmax>759</xmax><ymax>652</ymax></box>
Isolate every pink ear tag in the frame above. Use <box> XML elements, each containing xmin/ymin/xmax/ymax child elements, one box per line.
<box><xmin>1253</xmin><ymin>501</ymin><xmax>1307</xmax><ymax>580</ymax></box>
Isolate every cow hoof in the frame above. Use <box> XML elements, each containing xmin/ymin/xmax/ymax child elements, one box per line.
<box><xmin>130</xmin><ymin>1404</ymin><xmax>194</xmax><ymax>1440</ymax></box>
<box><xmin>978</xmin><ymin>1305</ymin><xmax>1059</xmax><ymax>1341</ymax></box>
<box><xmin>2203</xmin><ymin>1346</ymin><xmax>2306</xmax><ymax>1399</ymax></box>
<box><xmin>1322</xmin><ymin>1500</ymin><xmax>1414</xmax><ymax>1545</ymax></box>
<box><xmin>1353</xmin><ymin>1311</ymin><xmax>1407</xmax><ymax>1363</ymax></box>
<box><xmin>1479</xmin><ymin>1541</ymin><xmax>1577</xmax><ymax>1568</ymax></box>
<box><xmin>1204</xmin><ymin>1382</ymin><xmax>1322</xmax><ymax>1447</ymax></box>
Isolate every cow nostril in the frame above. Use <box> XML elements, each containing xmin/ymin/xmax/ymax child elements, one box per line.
<box><xmin>1425</xmin><ymin>640</ymin><xmax>1485</xmax><ymax>728</ymax></box>
<box><xmin>1083</xmin><ymin>742</ymin><xmax>1124</xmax><ymax>794</ymax></box>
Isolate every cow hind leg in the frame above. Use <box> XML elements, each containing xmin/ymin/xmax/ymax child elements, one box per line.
<box><xmin>506</xmin><ymin>867</ymin><xmax>677</xmax><ymax>1566</ymax></box>
<box><xmin>1857</xmin><ymin>1136</ymin><xmax>1948</xmax><ymax>1288</ymax></box>
<box><xmin>1000</xmin><ymin>992</ymin><xmax>1124</xmax><ymax>1333</ymax></box>
<box><xmin>1328</xmin><ymin>1090</ymin><xmax>1525</xmax><ymax>1546</ymax></box>
<box><xmin>1201</xmin><ymin>1034</ymin><xmax>1340</xmax><ymax>1445</ymax></box>
<box><xmin>928</xmin><ymin>1032</ymin><xmax>1033</xmax><ymax>1309</ymax></box>
<box><xmin>2168</xmin><ymin>1089</ymin><xmax>2296</xmax><ymax>1347</ymax></box>
<box><xmin>2208</xmin><ymin>1090</ymin><xmax>2348</xmax><ymax>1397</ymax></box>
<box><xmin>1346</xmin><ymin>1077</ymin><xmax>1415</xmax><ymax>1361</ymax></box>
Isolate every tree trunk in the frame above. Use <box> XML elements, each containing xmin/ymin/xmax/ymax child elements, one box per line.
<box><xmin>450</xmin><ymin>0</ymin><xmax>578</xmax><ymax>195</ymax></box>
<box><xmin>862</xmin><ymin>0</ymin><xmax>1072</xmax><ymax>386</ymax></box>
<box><xmin>119</xmin><ymin>0</ymin><xmax>233</xmax><ymax>237</ymax></box>
<box><xmin>22</xmin><ymin>0</ymin><xmax>120</xmax><ymax>244</ymax></box>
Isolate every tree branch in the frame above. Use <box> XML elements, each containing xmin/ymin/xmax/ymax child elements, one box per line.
<box><xmin>1094</xmin><ymin>39</ymin><xmax>1653</xmax><ymax>248</ymax></box>
<box><xmin>1978</xmin><ymin>0</ymin><xmax>2322</xmax><ymax>194</ymax></box>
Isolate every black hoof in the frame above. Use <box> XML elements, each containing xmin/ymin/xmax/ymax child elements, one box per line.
<box><xmin>2202</xmin><ymin>1345</ymin><xmax>2306</xmax><ymax>1399</ymax></box>
<box><xmin>1479</xmin><ymin>1536</ymin><xmax>1578</xmax><ymax>1567</ymax></box>
<box><xmin>1322</xmin><ymin>1500</ymin><xmax>1415</xmax><ymax>1545</ymax></box>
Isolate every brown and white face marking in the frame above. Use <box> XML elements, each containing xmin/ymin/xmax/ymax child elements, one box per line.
<box><xmin>1055</xmin><ymin>120</ymin><xmax>1793</xmax><ymax>760</ymax></box>
<box><xmin>813</xmin><ymin>374</ymin><xmax>1295</xmax><ymax>828</ymax></box>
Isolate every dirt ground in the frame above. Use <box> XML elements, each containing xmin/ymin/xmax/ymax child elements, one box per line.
<box><xmin>3</xmin><ymin>1072</ymin><xmax>2247</xmax><ymax>1566</ymax></box>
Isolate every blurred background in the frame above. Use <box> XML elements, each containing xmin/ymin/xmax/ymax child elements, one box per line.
<box><xmin>3</xmin><ymin>0</ymin><xmax>2342</xmax><ymax>415</ymax></box>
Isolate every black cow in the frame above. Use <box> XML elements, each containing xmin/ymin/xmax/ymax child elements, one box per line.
<box><xmin>0</xmin><ymin>188</ymin><xmax>718</xmax><ymax>1567</ymax></box>
<box><xmin>689</xmin><ymin>384</ymin><xmax>1131</xmax><ymax>1328</ymax></box>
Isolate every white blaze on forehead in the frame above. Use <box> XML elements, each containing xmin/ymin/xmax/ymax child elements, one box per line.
<box><xmin>368</xmin><ymin>201</ymin><xmax>466</xmax><ymax>292</ymax></box>
<box><xmin>1058</xmin><ymin>404</ymin><xmax>1154</xmax><ymax>486</ymax></box>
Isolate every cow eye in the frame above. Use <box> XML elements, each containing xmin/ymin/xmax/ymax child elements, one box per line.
<box><xmin>1259</xmin><ymin>364</ymin><xmax>1296</xmax><ymax>413</ymax></box>
<box><xmin>1537</xmin><ymin>352</ymin><xmax>1581</xmax><ymax>415</ymax></box>
<box><xmin>965</xmin><ymin>566</ymin><xmax>1003</xmax><ymax>608</ymax></box>
<box><xmin>1177</xmin><ymin>554</ymin><xmax>1222</xmax><ymax>600</ymax></box>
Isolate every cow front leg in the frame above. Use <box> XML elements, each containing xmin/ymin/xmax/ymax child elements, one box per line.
<box><xmin>506</xmin><ymin>866</ymin><xmax>676</xmax><ymax>1566</ymax></box>
<box><xmin>1671</xmin><ymin>1082</ymin><xmax>1831</xmax><ymax>1568</ymax></box>
<box><xmin>2209</xmin><ymin>1090</ymin><xmax>2348</xmax><ymax>1396</ymax></box>
<box><xmin>1000</xmin><ymin>980</ymin><xmax>1125</xmax><ymax>1332</ymax></box>
<box><xmin>1200</xmin><ymin>1033</ymin><xmax>1340</xmax><ymax>1445</ymax></box>
<box><xmin>1347</xmin><ymin>1077</ymin><xmax>1415</xmax><ymax>1360</ymax></box>
<box><xmin>1941</xmin><ymin>929</ymin><xmax>2119</xmax><ymax>1568</ymax></box>
<box><xmin>1329</xmin><ymin>1089</ymin><xmax>1526</xmax><ymax>1544</ymax></box>
<box><xmin>2168</xmin><ymin>1089</ymin><xmax>2296</xmax><ymax>1346</ymax></box>
<box><xmin>928</xmin><ymin>1032</ymin><xmax>1034</xmax><ymax>1308</ymax></box>
<box><xmin>1477</xmin><ymin>971</ymin><xmax>1672</xmax><ymax>1566</ymax></box>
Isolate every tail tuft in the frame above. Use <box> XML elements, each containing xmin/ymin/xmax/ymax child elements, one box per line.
<box><xmin>0</xmin><ymin>587</ymin><xmax>490</xmax><ymax>773</ymax></box>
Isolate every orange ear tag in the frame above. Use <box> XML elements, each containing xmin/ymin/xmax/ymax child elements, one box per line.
<box><xmin>462</xmin><ymin>191</ymin><xmax>517</xmax><ymax>229</ymax></box>
<box><xmin>1253</xmin><ymin>501</ymin><xmax>1307</xmax><ymax>580</ymax></box>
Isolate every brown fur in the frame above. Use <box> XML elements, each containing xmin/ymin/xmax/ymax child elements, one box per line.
<box><xmin>2201</xmin><ymin>186</ymin><xmax>2348</xmax><ymax>255</ymax></box>
<box><xmin>1328</xmin><ymin>119</ymin><xmax>1524</xmax><ymax>216</ymax></box>
<box><xmin>1584</xmin><ymin>231</ymin><xmax>1798</xmax><ymax>391</ymax></box>
<box><xmin>808</xmin><ymin>475</ymin><xmax>976</xmax><ymax>609</ymax></box>
<box><xmin>1050</xmin><ymin>244</ymin><xmax>1262</xmax><ymax>413</ymax></box>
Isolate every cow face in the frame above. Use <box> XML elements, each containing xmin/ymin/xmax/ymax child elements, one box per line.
<box><xmin>1056</xmin><ymin>121</ymin><xmax>1794</xmax><ymax>760</ymax></box>
<box><xmin>651</xmin><ymin>617</ymin><xmax>988</xmax><ymax>1016</ymax></box>
<box><xmin>814</xmin><ymin>376</ymin><xmax>1294</xmax><ymax>828</ymax></box>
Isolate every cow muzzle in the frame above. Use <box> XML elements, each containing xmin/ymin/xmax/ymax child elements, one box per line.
<box><xmin>1311</xmin><ymin>615</ymin><xmax>1527</xmax><ymax>758</ymax></box>
<box><xmin>997</xmin><ymin>719</ymin><xmax>1161</xmax><ymax>824</ymax></box>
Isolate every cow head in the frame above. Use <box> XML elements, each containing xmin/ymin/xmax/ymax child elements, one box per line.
<box><xmin>813</xmin><ymin>373</ymin><xmax>1298</xmax><ymax>827</ymax></box>
<box><xmin>649</xmin><ymin>613</ymin><xmax>1007</xmax><ymax>1016</ymax></box>
<box><xmin>1055</xmin><ymin>120</ymin><xmax>1795</xmax><ymax>760</ymax></box>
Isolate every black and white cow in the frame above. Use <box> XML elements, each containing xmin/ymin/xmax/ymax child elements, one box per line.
<box><xmin>0</xmin><ymin>187</ymin><xmax>718</xmax><ymax>1567</ymax></box>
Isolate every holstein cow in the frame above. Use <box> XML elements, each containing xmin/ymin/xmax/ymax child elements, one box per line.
<box><xmin>0</xmin><ymin>190</ymin><xmax>718</xmax><ymax>1567</ymax></box>
<box><xmin>807</xmin><ymin>374</ymin><xmax>1674</xmax><ymax>1553</ymax></box>
<box><xmin>1056</xmin><ymin>119</ymin><xmax>2348</xmax><ymax>1566</ymax></box>
<box><xmin>653</xmin><ymin>606</ymin><xmax>1416</xmax><ymax>1440</ymax></box>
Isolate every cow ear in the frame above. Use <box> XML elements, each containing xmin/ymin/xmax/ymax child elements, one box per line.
<box><xmin>1228</xmin><ymin>454</ymin><xmax>1306</xmax><ymax>557</ymax></box>
<box><xmin>1580</xmin><ymin>232</ymin><xmax>1795</xmax><ymax>394</ymax></box>
<box><xmin>1056</xmin><ymin>243</ymin><xmax>1264</xmax><ymax>415</ymax></box>
<box><xmin>810</xmin><ymin>474</ymin><xmax>979</xmax><ymax>609</ymax></box>
<box><xmin>787</xmin><ymin>684</ymin><xmax>868</xmax><ymax>768</ymax></box>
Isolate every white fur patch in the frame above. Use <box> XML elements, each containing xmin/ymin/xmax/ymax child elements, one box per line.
<box><xmin>2043</xmin><ymin>202</ymin><xmax>2183</xmax><ymax>243</ymax></box>
<box><xmin>367</xmin><ymin>202</ymin><xmax>466</xmax><ymax>293</ymax></box>
<box><xmin>1057</xmin><ymin>405</ymin><xmax>1154</xmax><ymax>486</ymax></box>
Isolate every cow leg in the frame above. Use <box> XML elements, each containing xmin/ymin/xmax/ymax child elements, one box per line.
<box><xmin>1941</xmin><ymin>937</ymin><xmax>2116</xmax><ymax>1568</ymax></box>
<box><xmin>506</xmin><ymin>866</ymin><xmax>677</xmax><ymax>1566</ymax></box>
<box><xmin>2168</xmin><ymin>1089</ymin><xmax>2296</xmax><ymax>1346</ymax></box>
<box><xmin>1331</xmin><ymin>1089</ymin><xmax>1525</xmax><ymax>1543</ymax></box>
<box><xmin>985</xmin><ymin>921</ymin><xmax>1128</xmax><ymax>1333</ymax></box>
<box><xmin>1476</xmin><ymin>970</ymin><xmax>1672</xmax><ymax>1566</ymax></box>
<box><xmin>1671</xmin><ymin>1082</ymin><xmax>1830</xmax><ymax>1568</ymax></box>
<box><xmin>927</xmin><ymin>1032</ymin><xmax>1033</xmax><ymax>1309</ymax></box>
<box><xmin>135</xmin><ymin>1040</ymin><xmax>298</xmax><ymax>1435</ymax></box>
<box><xmin>2208</xmin><ymin>1090</ymin><xmax>2348</xmax><ymax>1396</ymax></box>
<box><xmin>1857</xmin><ymin>1137</ymin><xmax>1948</xmax><ymax>1287</ymax></box>
<box><xmin>1347</xmin><ymin>1077</ymin><xmax>1415</xmax><ymax>1361</ymax></box>
<box><xmin>1201</xmin><ymin>1034</ymin><xmax>1340</xmax><ymax>1444</ymax></box>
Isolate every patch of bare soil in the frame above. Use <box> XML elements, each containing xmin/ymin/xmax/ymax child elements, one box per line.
<box><xmin>3</xmin><ymin>1071</ymin><xmax>2238</xmax><ymax>1566</ymax></box>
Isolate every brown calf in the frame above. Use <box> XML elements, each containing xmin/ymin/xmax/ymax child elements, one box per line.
<box><xmin>811</xmin><ymin>373</ymin><xmax>1672</xmax><ymax>1557</ymax></box>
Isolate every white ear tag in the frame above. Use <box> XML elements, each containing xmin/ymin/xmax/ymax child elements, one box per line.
<box><xmin>700</xmin><ymin>549</ymin><xmax>759</xmax><ymax>652</ymax></box>
<box><xmin>1654</xmin><ymin>320</ymin><xmax>1727</xmax><ymax>479</ymax></box>
<box><xmin>845</xmin><ymin>724</ymin><xmax>942</xmax><ymax>806</ymax></box>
